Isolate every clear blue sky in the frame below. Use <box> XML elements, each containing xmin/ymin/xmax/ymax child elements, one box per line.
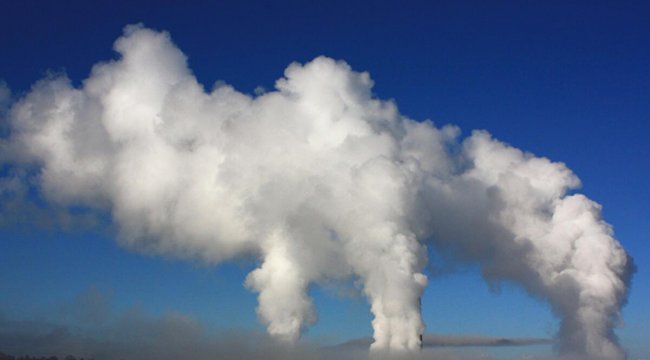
<box><xmin>1</xmin><ymin>1</ymin><xmax>648</xmax><ymax>358</ymax></box>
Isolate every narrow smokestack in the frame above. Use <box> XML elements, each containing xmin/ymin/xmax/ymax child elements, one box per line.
<box><xmin>419</xmin><ymin>297</ymin><xmax>423</xmax><ymax>350</ymax></box>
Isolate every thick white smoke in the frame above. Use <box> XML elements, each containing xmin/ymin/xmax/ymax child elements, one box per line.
<box><xmin>0</xmin><ymin>25</ymin><xmax>633</xmax><ymax>358</ymax></box>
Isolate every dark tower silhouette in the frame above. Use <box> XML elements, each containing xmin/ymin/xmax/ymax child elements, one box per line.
<box><xmin>418</xmin><ymin>297</ymin><xmax>423</xmax><ymax>349</ymax></box>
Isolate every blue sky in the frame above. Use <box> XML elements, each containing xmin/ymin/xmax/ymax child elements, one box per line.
<box><xmin>1</xmin><ymin>1</ymin><xmax>649</xmax><ymax>358</ymax></box>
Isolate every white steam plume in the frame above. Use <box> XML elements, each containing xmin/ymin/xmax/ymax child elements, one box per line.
<box><xmin>0</xmin><ymin>25</ymin><xmax>633</xmax><ymax>358</ymax></box>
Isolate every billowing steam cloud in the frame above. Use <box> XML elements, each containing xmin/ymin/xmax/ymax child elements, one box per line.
<box><xmin>0</xmin><ymin>25</ymin><xmax>633</xmax><ymax>359</ymax></box>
